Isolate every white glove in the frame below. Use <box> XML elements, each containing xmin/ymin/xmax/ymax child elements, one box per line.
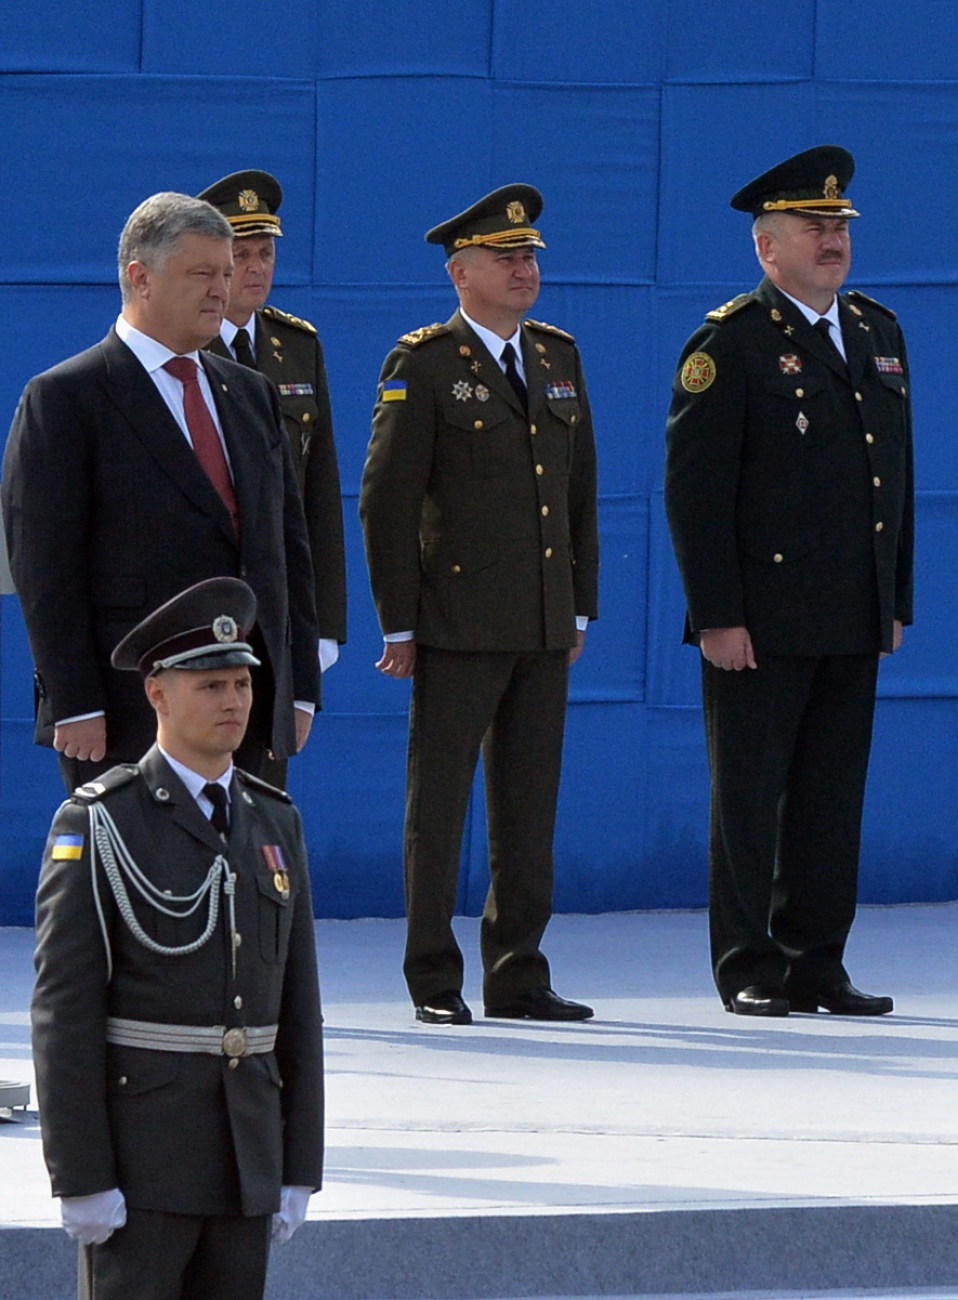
<box><xmin>271</xmin><ymin>1185</ymin><xmax>312</xmax><ymax>1245</ymax></box>
<box><xmin>61</xmin><ymin>1188</ymin><xmax>127</xmax><ymax>1245</ymax></box>
<box><xmin>318</xmin><ymin>639</ymin><xmax>339</xmax><ymax>673</ymax></box>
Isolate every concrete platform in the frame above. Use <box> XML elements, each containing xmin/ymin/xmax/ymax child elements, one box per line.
<box><xmin>1</xmin><ymin>904</ymin><xmax>957</xmax><ymax>1298</ymax></box>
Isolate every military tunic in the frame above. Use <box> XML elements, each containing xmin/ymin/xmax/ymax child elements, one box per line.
<box><xmin>31</xmin><ymin>746</ymin><xmax>324</xmax><ymax>1293</ymax></box>
<box><xmin>665</xmin><ymin>277</ymin><xmax>914</xmax><ymax>999</ymax></box>
<box><xmin>359</xmin><ymin>310</ymin><xmax>599</xmax><ymax>1004</ymax></box>
<box><xmin>207</xmin><ymin>305</ymin><xmax>346</xmax><ymax>643</ymax></box>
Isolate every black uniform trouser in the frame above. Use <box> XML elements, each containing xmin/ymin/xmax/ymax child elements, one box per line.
<box><xmin>402</xmin><ymin>646</ymin><xmax>569</xmax><ymax>1006</ymax></box>
<box><xmin>79</xmin><ymin>1208</ymin><xmax>271</xmax><ymax>1300</ymax></box>
<box><xmin>702</xmin><ymin>652</ymin><xmax>880</xmax><ymax>1002</ymax></box>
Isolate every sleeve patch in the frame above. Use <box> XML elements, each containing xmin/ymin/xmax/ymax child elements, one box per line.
<box><xmin>52</xmin><ymin>834</ymin><xmax>84</xmax><ymax>860</ymax></box>
<box><xmin>381</xmin><ymin>380</ymin><xmax>407</xmax><ymax>402</ymax></box>
<box><xmin>681</xmin><ymin>351</ymin><xmax>717</xmax><ymax>394</ymax></box>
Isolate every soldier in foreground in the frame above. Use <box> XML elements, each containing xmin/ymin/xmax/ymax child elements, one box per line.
<box><xmin>31</xmin><ymin>578</ymin><xmax>324</xmax><ymax>1299</ymax></box>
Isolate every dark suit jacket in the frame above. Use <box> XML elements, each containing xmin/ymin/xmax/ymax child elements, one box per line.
<box><xmin>665</xmin><ymin>278</ymin><xmax>914</xmax><ymax>656</ymax></box>
<box><xmin>206</xmin><ymin>306</ymin><xmax>347</xmax><ymax>642</ymax></box>
<box><xmin>1</xmin><ymin>329</ymin><xmax>319</xmax><ymax>760</ymax></box>
<box><xmin>359</xmin><ymin>310</ymin><xmax>599</xmax><ymax>652</ymax></box>
<box><xmin>31</xmin><ymin>746</ymin><xmax>324</xmax><ymax>1216</ymax></box>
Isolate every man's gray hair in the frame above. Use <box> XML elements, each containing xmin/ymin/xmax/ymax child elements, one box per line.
<box><xmin>118</xmin><ymin>193</ymin><xmax>232</xmax><ymax>302</ymax></box>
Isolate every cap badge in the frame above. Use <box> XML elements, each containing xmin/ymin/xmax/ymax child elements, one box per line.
<box><xmin>680</xmin><ymin>351</ymin><xmax>716</xmax><ymax>394</ymax></box>
<box><xmin>212</xmin><ymin>615</ymin><xmax>239</xmax><ymax>644</ymax></box>
<box><xmin>779</xmin><ymin>354</ymin><xmax>802</xmax><ymax>375</ymax></box>
<box><xmin>506</xmin><ymin>200</ymin><xmax>527</xmax><ymax>225</ymax></box>
<box><xmin>452</xmin><ymin>380</ymin><xmax>473</xmax><ymax>402</ymax></box>
<box><xmin>823</xmin><ymin>174</ymin><xmax>839</xmax><ymax>200</ymax></box>
<box><xmin>238</xmin><ymin>189</ymin><xmax>261</xmax><ymax>212</ymax></box>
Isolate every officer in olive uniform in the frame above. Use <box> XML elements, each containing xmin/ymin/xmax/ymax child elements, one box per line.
<box><xmin>199</xmin><ymin>170</ymin><xmax>347</xmax><ymax>662</ymax></box>
<box><xmin>360</xmin><ymin>185</ymin><xmax>599</xmax><ymax>1025</ymax></box>
<box><xmin>665</xmin><ymin>146</ymin><xmax>914</xmax><ymax>1017</ymax></box>
<box><xmin>31</xmin><ymin>578</ymin><xmax>324</xmax><ymax>1300</ymax></box>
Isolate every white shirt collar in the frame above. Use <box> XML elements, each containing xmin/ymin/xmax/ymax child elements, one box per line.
<box><xmin>159</xmin><ymin>746</ymin><xmax>233</xmax><ymax>805</ymax></box>
<box><xmin>116</xmin><ymin>315</ymin><xmax>202</xmax><ymax>374</ymax></box>
<box><xmin>220</xmin><ymin>316</ymin><xmax>255</xmax><ymax>349</ymax></box>
<box><xmin>777</xmin><ymin>287</ymin><xmax>841</xmax><ymax>329</ymax></box>
<box><xmin>459</xmin><ymin>308</ymin><xmax>523</xmax><ymax>366</ymax></box>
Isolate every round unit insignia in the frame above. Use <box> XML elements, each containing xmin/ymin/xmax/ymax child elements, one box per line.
<box><xmin>212</xmin><ymin>615</ymin><xmax>239</xmax><ymax>644</ymax></box>
<box><xmin>475</xmin><ymin>384</ymin><xmax>490</xmax><ymax>402</ymax></box>
<box><xmin>770</xmin><ymin>308</ymin><xmax>783</xmax><ymax>322</ymax></box>
<box><xmin>681</xmin><ymin>351</ymin><xmax>717</xmax><ymax>394</ymax></box>
<box><xmin>459</xmin><ymin>345</ymin><xmax>471</xmax><ymax>357</ymax></box>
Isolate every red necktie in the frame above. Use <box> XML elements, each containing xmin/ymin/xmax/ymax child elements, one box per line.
<box><xmin>163</xmin><ymin>356</ymin><xmax>240</xmax><ymax>532</ymax></box>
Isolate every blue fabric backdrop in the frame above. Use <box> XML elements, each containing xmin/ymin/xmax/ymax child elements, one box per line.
<box><xmin>1</xmin><ymin>0</ymin><xmax>956</xmax><ymax>925</ymax></box>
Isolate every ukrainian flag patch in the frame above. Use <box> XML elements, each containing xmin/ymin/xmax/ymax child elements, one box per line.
<box><xmin>382</xmin><ymin>380</ymin><xmax>407</xmax><ymax>402</ymax></box>
<box><xmin>52</xmin><ymin>834</ymin><xmax>84</xmax><ymax>860</ymax></box>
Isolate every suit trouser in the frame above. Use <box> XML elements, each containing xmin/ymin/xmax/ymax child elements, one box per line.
<box><xmin>402</xmin><ymin>646</ymin><xmax>569</xmax><ymax>1006</ymax></box>
<box><xmin>79</xmin><ymin>1208</ymin><xmax>271</xmax><ymax>1300</ymax></box>
<box><xmin>702</xmin><ymin>652</ymin><xmax>879</xmax><ymax>1002</ymax></box>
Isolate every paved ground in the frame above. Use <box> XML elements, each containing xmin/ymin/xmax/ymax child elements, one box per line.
<box><xmin>2</xmin><ymin>904</ymin><xmax>957</xmax><ymax>1298</ymax></box>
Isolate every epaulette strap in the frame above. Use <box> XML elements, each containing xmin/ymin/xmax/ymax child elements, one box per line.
<box><xmin>72</xmin><ymin>764</ymin><xmax>139</xmax><ymax>804</ymax></box>
<box><xmin>846</xmin><ymin>290</ymin><xmax>897</xmax><ymax>321</ymax></box>
<box><xmin>524</xmin><ymin>318</ymin><xmax>574</xmax><ymax>342</ymax></box>
<box><xmin>262</xmin><ymin>305</ymin><xmax>317</xmax><ymax>335</ymax></box>
<box><xmin>398</xmin><ymin>322</ymin><xmax>448</xmax><ymax>347</ymax></box>
<box><xmin>236</xmin><ymin>768</ymin><xmax>293</xmax><ymax>802</ymax></box>
<box><xmin>706</xmin><ymin>293</ymin><xmax>755</xmax><ymax>323</ymax></box>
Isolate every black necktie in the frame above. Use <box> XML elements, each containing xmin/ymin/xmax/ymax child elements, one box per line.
<box><xmin>233</xmin><ymin>327</ymin><xmax>257</xmax><ymax>369</ymax></box>
<box><xmin>203</xmin><ymin>782</ymin><xmax>230</xmax><ymax>837</ymax></box>
<box><xmin>814</xmin><ymin>316</ymin><xmax>845</xmax><ymax>365</ymax></box>
<box><xmin>501</xmin><ymin>342</ymin><xmax>527</xmax><ymax>410</ymax></box>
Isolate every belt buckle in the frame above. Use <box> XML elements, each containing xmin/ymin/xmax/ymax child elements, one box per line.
<box><xmin>222</xmin><ymin>1027</ymin><xmax>249</xmax><ymax>1058</ymax></box>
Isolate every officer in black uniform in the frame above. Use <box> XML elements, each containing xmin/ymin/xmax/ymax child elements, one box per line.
<box><xmin>199</xmin><ymin>170</ymin><xmax>347</xmax><ymax>673</ymax></box>
<box><xmin>665</xmin><ymin>146</ymin><xmax>914</xmax><ymax>1017</ymax></box>
<box><xmin>31</xmin><ymin>578</ymin><xmax>324</xmax><ymax>1299</ymax></box>
<box><xmin>360</xmin><ymin>185</ymin><xmax>599</xmax><ymax>1026</ymax></box>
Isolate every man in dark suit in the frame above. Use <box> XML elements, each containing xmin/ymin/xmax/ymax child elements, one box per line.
<box><xmin>360</xmin><ymin>185</ymin><xmax>599</xmax><ymax>1025</ymax></box>
<box><xmin>198</xmin><ymin>170</ymin><xmax>347</xmax><ymax>664</ymax></box>
<box><xmin>665</xmin><ymin>146</ymin><xmax>914</xmax><ymax>1017</ymax></box>
<box><xmin>31</xmin><ymin>577</ymin><xmax>324</xmax><ymax>1300</ymax></box>
<box><xmin>2</xmin><ymin>192</ymin><xmax>319</xmax><ymax>790</ymax></box>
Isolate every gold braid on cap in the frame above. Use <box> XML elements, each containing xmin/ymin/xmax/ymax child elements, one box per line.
<box><xmin>227</xmin><ymin>212</ymin><xmax>283</xmax><ymax>231</ymax></box>
<box><xmin>762</xmin><ymin>197</ymin><xmax>857</xmax><ymax>214</ymax></box>
<box><xmin>453</xmin><ymin>227</ymin><xmax>545</xmax><ymax>249</ymax></box>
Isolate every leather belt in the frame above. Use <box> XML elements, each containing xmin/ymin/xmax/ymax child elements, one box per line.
<box><xmin>106</xmin><ymin>1017</ymin><xmax>277</xmax><ymax>1058</ymax></box>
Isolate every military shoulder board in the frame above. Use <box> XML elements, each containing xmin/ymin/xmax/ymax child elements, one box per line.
<box><xmin>845</xmin><ymin>290</ymin><xmax>897</xmax><ymax>321</ymax></box>
<box><xmin>524</xmin><ymin>318</ymin><xmax>575</xmax><ymax>342</ymax></box>
<box><xmin>262</xmin><ymin>305</ymin><xmax>317</xmax><ymax>335</ymax></box>
<box><xmin>398</xmin><ymin>322</ymin><xmax>448</xmax><ymax>347</ymax></box>
<box><xmin>236</xmin><ymin>768</ymin><xmax>293</xmax><ymax>802</ymax></box>
<box><xmin>705</xmin><ymin>293</ymin><xmax>755</xmax><ymax>324</ymax></box>
<box><xmin>71</xmin><ymin>764</ymin><xmax>139</xmax><ymax>803</ymax></box>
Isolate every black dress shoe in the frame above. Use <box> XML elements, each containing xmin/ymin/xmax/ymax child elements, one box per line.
<box><xmin>484</xmin><ymin>987</ymin><xmax>594</xmax><ymax>1021</ymax></box>
<box><xmin>415</xmin><ymin>991</ymin><xmax>473</xmax><ymax>1025</ymax></box>
<box><xmin>787</xmin><ymin>981</ymin><xmax>893</xmax><ymax>1015</ymax></box>
<box><xmin>723</xmin><ymin>985</ymin><xmax>790</xmax><ymax>1017</ymax></box>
